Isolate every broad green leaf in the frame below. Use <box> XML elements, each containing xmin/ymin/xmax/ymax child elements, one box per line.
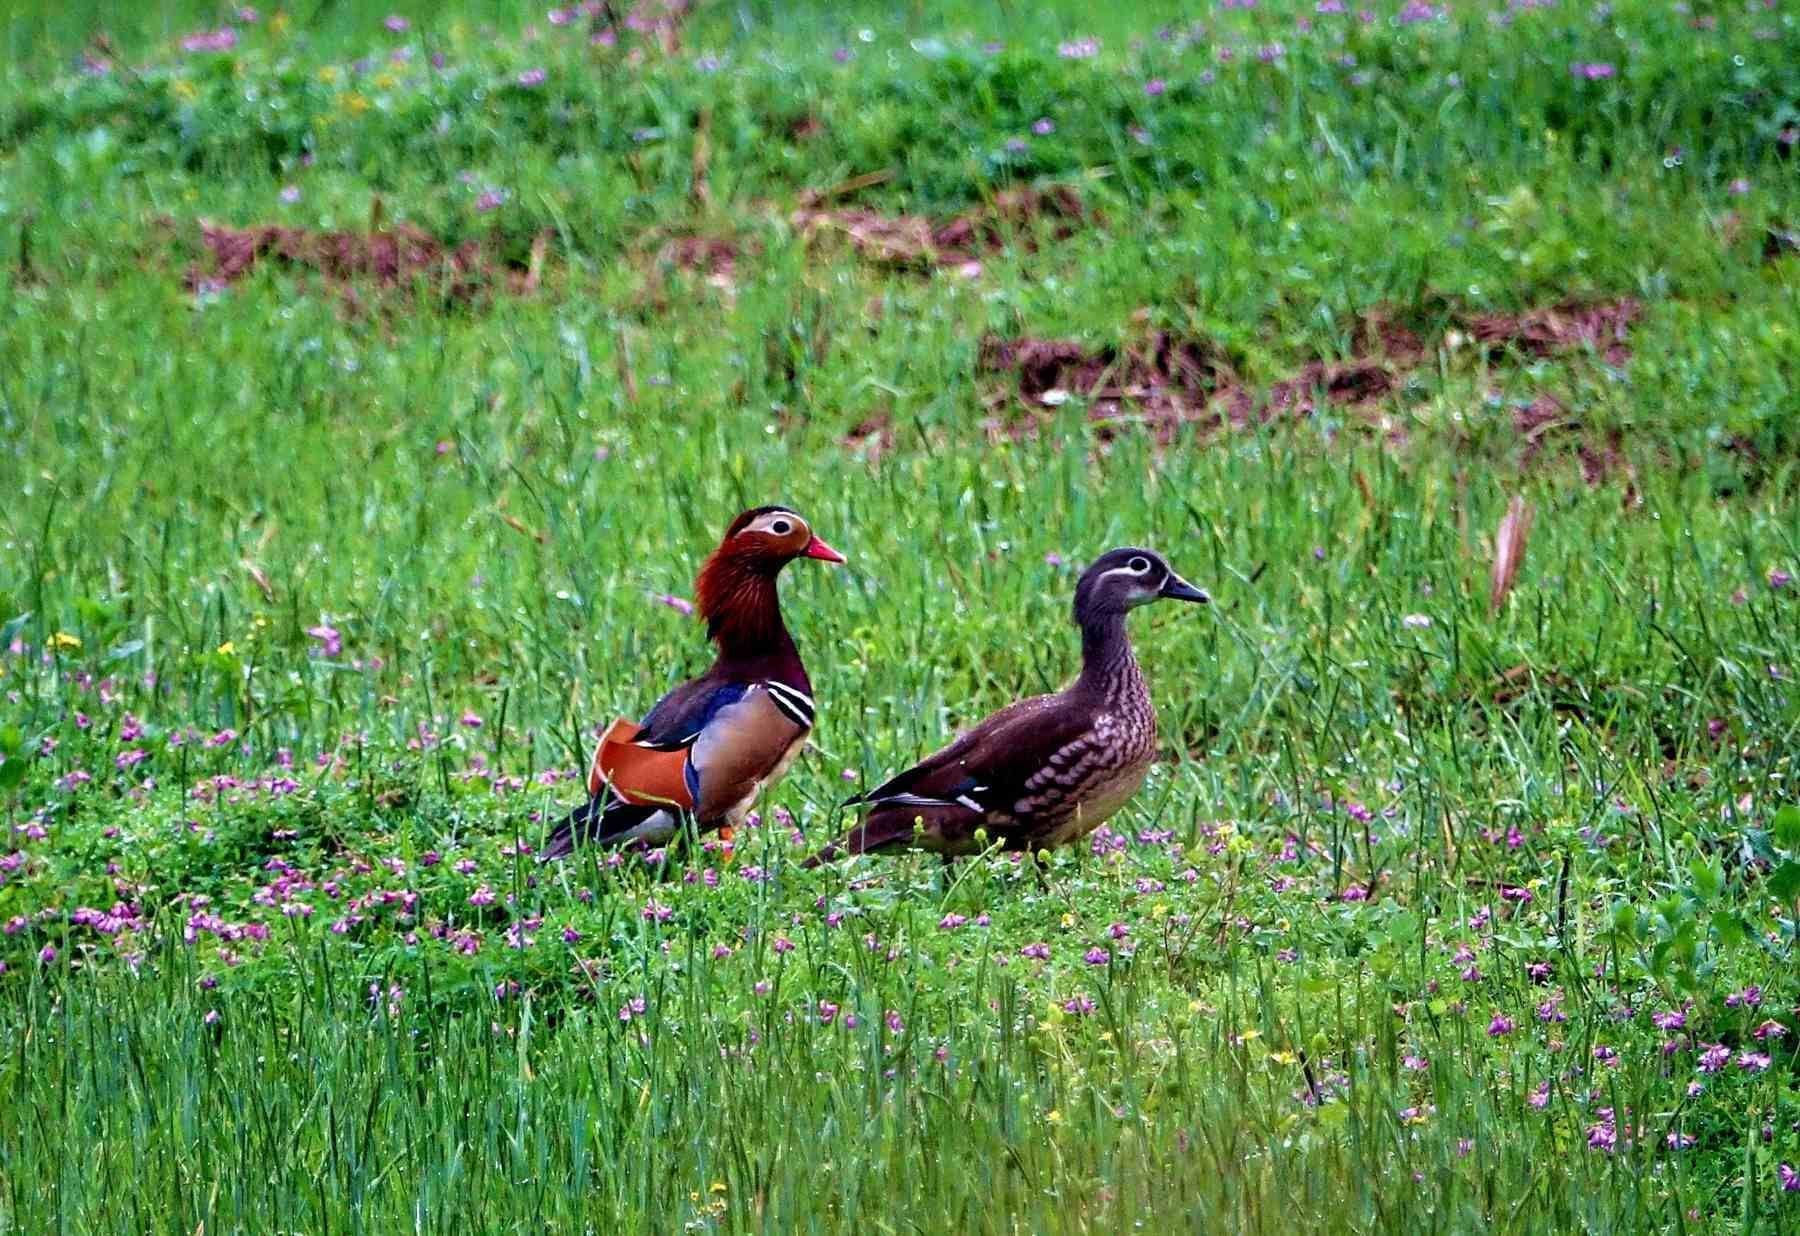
<box><xmin>1709</xmin><ymin>909</ymin><xmax>1747</xmax><ymax>950</ymax></box>
<box><xmin>0</xmin><ymin>758</ymin><xmax>25</xmax><ymax>791</ymax></box>
<box><xmin>0</xmin><ymin>726</ymin><xmax>20</xmax><ymax>755</ymax></box>
<box><xmin>1687</xmin><ymin>855</ymin><xmax>1723</xmax><ymax>900</ymax></box>
<box><xmin>1385</xmin><ymin>910</ymin><xmax>1422</xmax><ymax>942</ymax></box>
<box><xmin>1767</xmin><ymin>861</ymin><xmax>1800</xmax><ymax>903</ymax></box>
<box><xmin>1671</xmin><ymin>918</ymin><xmax>1699</xmax><ymax>965</ymax></box>
<box><xmin>1773</xmin><ymin>805</ymin><xmax>1800</xmax><ymax>851</ymax></box>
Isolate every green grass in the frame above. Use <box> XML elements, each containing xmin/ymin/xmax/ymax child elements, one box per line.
<box><xmin>1</xmin><ymin>0</ymin><xmax>1799</xmax><ymax>1231</ymax></box>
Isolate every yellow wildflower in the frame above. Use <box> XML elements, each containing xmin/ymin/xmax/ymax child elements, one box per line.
<box><xmin>373</xmin><ymin>71</ymin><xmax>398</xmax><ymax>91</ymax></box>
<box><xmin>49</xmin><ymin>632</ymin><xmax>82</xmax><ymax>651</ymax></box>
<box><xmin>317</xmin><ymin>65</ymin><xmax>340</xmax><ymax>84</ymax></box>
<box><xmin>270</xmin><ymin>11</ymin><xmax>290</xmax><ymax>35</ymax></box>
<box><xmin>342</xmin><ymin>92</ymin><xmax>369</xmax><ymax>117</ymax></box>
<box><xmin>709</xmin><ymin>1183</ymin><xmax>726</xmax><ymax>1194</ymax></box>
<box><xmin>216</xmin><ymin>641</ymin><xmax>236</xmax><ymax>656</ymax></box>
<box><xmin>1046</xmin><ymin>1109</ymin><xmax>1062</xmax><ymax>1124</ymax></box>
<box><xmin>171</xmin><ymin>80</ymin><xmax>198</xmax><ymax>102</ymax></box>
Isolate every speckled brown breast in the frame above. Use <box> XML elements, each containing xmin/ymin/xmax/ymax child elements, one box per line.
<box><xmin>1015</xmin><ymin>668</ymin><xmax>1158</xmax><ymax>846</ymax></box>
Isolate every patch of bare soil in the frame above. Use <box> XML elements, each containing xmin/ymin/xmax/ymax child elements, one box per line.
<box><xmin>977</xmin><ymin>330</ymin><xmax>1237</xmax><ymax>444</ymax></box>
<box><xmin>786</xmin><ymin>114</ymin><xmax>826</xmax><ymax>142</ymax></box>
<box><xmin>1498</xmin><ymin>391</ymin><xmax>1635</xmax><ymax>493</ymax></box>
<box><xmin>795</xmin><ymin>186</ymin><xmax>1092</xmax><ymax>277</ymax></box>
<box><xmin>979</xmin><ymin>308</ymin><xmax>1413</xmax><ymax>442</ymax></box>
<box><xmin>1463</xmin><ymin>298</ymin><xmax>1640</xmax><ymax>366</ymax></box>
<box><xmin>842</xmin><ymin>412</ymin><xmax>895</xmax><ymax>462</ymax></box>
<box><xmin>1253</xmin><ymin>359</ymin><xmax>1402</xmax><ymax>419</ymax></box>
<box><xmin>185</xmin><ymin>221</ymin><xmax>546</xmax><ymax>302</ymax></box>
<box><xmin>1511</xmin><ymin>393</ymin><xmax>1567</xmax><ymax>441</ymax></box>
<box><xmin>1355</xmin><ymin>308</ymin><xmax>1429</xmax><ymax>366</ymax></box>
<box><xmin>656</xmin><ymin>234</ymin><xmax>742</xmax><ymax>282</ymax></box>
<box><xmin>975</xmin><ymin>297</ymin><xmax>1645</xmax><ymax>484</ymax></box>
<box><xmin>624</xmin><ymin>227</ymin><xmax>756</xmax><ymax>311</ymax></box>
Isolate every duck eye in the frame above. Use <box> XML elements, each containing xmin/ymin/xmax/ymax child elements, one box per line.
<box><xmin>1129</xmin><ymin>556</ymin><xmax>1151</xmax><ymax>573</ymax></box>
<box><xmin>769</xmin><ymin>520</ymin><xmax>792</xmax><ymax>535</ymax></box>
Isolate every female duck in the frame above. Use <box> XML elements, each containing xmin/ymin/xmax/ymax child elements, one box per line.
<box><xmin>805</xmin><ymin>547</ymin><xmax>1206</xmax><ymax>864</ymax></box>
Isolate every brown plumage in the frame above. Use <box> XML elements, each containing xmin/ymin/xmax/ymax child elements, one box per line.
<box><xmin>803</xmin><ymin>547</ymin><xmax>1207</xmax><ymax>865</ymax></box>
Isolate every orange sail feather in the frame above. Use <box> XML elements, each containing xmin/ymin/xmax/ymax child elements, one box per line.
<box><xmin>586</xmin><ymin>719</ymin><xmax>696</xmax><ymax>809</ymax></box>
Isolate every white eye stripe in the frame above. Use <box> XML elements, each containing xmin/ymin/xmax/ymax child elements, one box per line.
<box><xmin>1092</xmin><ymin>564</ymin><xmax>1147</xmax><ymax>585</ymax></box>
<box><xmin>746</xmin><ymin>513</ymin><xmax>805</xmax><ymax>536</ymax></box>
<box><xmin>1129</xmin><ymin>556</ymin><xmax>1152</xmax><ymax>573</ymax></box>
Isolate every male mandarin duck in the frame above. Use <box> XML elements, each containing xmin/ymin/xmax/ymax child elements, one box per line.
<box><xmin>542</xmin><ymin>506</ymin><xmax>844</xmax><ymax>859</ymax></box>
<box><xmin>803</xmin><ymin>548</ymin><xmax>1207</xmax><ymax>865</ymax></box>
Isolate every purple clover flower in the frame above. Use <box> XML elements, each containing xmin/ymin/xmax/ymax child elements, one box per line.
<box><xmin>181</xmin><ymin>28</ymin><xmax>239</xmax><ymax>53</ymax></box>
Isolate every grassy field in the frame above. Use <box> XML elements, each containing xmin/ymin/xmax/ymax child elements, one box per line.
<box><xmin>2</xmin><ymin>0</ymin><xmax>1799</xmax><ymax>1230</ymax></box>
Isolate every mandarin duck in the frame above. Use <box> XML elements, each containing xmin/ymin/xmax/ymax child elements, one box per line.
<box><xmin>542</xmin><ymin>506</ymin><xmax>844</xmax><ymax>859</ymax></box>
<box><xmin>803</xmin><ymin>548</ymin><xmax>1207</xmax><ymax>865</ymax></box>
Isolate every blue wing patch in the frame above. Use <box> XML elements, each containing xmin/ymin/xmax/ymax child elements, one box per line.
<box><xmin>636</xmin><ymin>681</ymin><xmax>750</xmax><ymax>750</ymax></box>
